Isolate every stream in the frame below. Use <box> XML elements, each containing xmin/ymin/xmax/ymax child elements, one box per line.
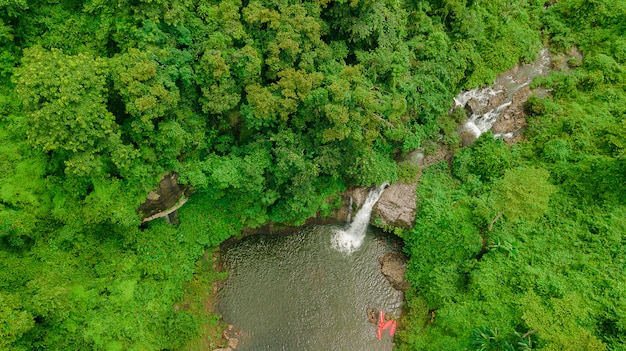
<box><xmin>455</xmin><ymin>48</ymin><xmax>553</xmax><ymax>139</ymax></box>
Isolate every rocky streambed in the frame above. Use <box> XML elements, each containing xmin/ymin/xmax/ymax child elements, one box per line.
<box><xmin>350</xmin><ymin>47</ymin><xmax>584</xmax><ymax>232</ymax></box>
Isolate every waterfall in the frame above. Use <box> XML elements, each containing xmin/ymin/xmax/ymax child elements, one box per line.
<box><xmin>464</xmin><ymin>101</ymin><xmax>512</xmax><ymax>138</ymax></box>
<box><xmin>454</xmin><ymin>48</ymin><xmax>552</xmax><ymax>139</ymax></box>
<box><xmin>332</xmin><ymin>182</ymin><xmax>389</xmax><ymax>253</ymax></box>
<box><xmin>346</xmin><ymin>196</ymin><xmax>353</xmax><ymax>224</ymax></box>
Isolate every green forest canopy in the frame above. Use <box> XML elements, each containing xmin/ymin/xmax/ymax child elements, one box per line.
<box><xmin>0</xmin><ymin>0</ymin><xmax>624</xmax><ymax>350</ymax></box>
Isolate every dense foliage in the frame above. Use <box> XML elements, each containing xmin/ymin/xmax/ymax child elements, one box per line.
<box><xmin>398</xmin><ymin>1</ymin><xmax>626</xmax><ymax>349</ymax></box>
<box><xmin>0</xmin><ymin>0</ymin><xmax>623</xmax><ymax>349</ymax></box>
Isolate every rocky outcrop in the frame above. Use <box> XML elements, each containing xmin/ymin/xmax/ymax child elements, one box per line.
<box><xmin>137</xmin><ymin>173</ymin><xmax>189</xmax><ymax>222</ymax></box>
<box><xmin>335</xmin><ymin>182</ymin><xmax>418</xmax><ymax>230</ymax></box>
<box><xmin>464</xmin><ymin>89</ymin><xmax>507</xmax><ymax>117</ymax></box>
<box><xmin>455</xmin><ymin>48</ymin><xmax>554</xmax><ymax>144</ymax></box>
<box><xmin>491</xmin><ymin>85</ymin><xmax>532</xmax><ymax>142</ymax></box>
<box><xmin>334</xmin><ymin>187</ymin><xmax>369</xmax><ymax>223</ymax></box>
<box><xmin>379</xmin><ymin>252</ymin><xmax>409</xmax><ymax>291</ymax></box>
<box><xmin>373</xmin><ymin>182</ymin><xmax>418</xmax><ymax>229</ymax></box>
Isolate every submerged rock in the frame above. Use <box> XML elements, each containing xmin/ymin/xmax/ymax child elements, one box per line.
<box><xmin>366</xmin><ymin>307</ymin><xmax>378</xmax><ymax>323</ymax></box>
<box><xmin>228</xmin><ymin>338</ymin><xmax>239</xmax><ymax>349</ymax></box>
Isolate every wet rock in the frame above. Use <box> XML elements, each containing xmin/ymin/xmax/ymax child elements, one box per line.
<box><xmin>492</xmin><ymin>85</ymin><xmax>532</xmax><ymax>138</ymax></box>
<box><xmin>335</xmin><ymin>187</ymin><xmax>370</xmax><ymax>222</ymax></box>
<box><xmin>463</xmin><ymin>89</ymin><xmax>507</xmax><ymax>117</ymax></box>
<box><xmin>366</xmin><ymin>307</ymin><xmax>378</xmax><ymax>323</ymax></box>
<box><xmin>373</xmin><ymin>183</ymin><xmax>417</xmax><ymax>229</ymax></box>
<box><xmin>228</xmin><ymin>338</ymin><xmax>239</xmax><ymax>349</ymax></box>
<box><xmin>335</xmin><ymin>182</ymin><xmax>418</xmax><ymax>230</ymax></box>
<box><xmin>464</xmin><ymin>98</ymin><xmax>482</xmax><ymax>116</ymax></box>
<box><xmin>137</xmin><ymin>172</ymin><xmax>189</xmax><ymax>222</ymax></box>
<box><xmin>350</xmin><ymin>187</ymin><xmax>370</xmax><ymax>209</ymax></box>
<box><xmin>379</xmin><ymin>252</ymin><xmax>409</xmax><ymax>291</ymax></box>
<box><xmin>488</xmin><ymin>90</ymin><xmax>508</xmax><ymax>111</ymax></box>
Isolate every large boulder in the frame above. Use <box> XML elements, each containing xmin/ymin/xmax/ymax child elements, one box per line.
<box><xmin>463</xmin><ymin>89</ymin><xmax>507</xmax><ymax>117</ymax></box>
<box><xmin>137</xmin><ymin>172</ymin><xmax>189</xmax><ymax>222</ymax></box>
<box><xmin>464</xmin><ymin>98</ymin><xmax>482</xmax><ymax>116</ymax></box>
<box><xmin>373</xmin><ymin>182</ymin><xmax>418</xmax><ymax>229</ymax></box>
<box><xmin>379</xmin><ymin>252</ymin><xmax>409</xmax><ymax>291</ymax></box>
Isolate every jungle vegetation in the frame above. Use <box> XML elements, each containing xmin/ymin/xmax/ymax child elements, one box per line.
<box><xmin>0</xmin><ymin>0</ymin><xmax>624</xmax><ymax>350</ymax></box>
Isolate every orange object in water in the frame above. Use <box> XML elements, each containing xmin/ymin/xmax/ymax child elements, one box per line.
<box><xmin>377</xmin><ymin>310</ymin><xmax>385</xmax><ymax>340</ymax></box>
<box><xmin>382</xmin><ymin>319</ymin><xmax>394</xmax><ymax>331</ymax></box>
<box><xmin>389</xmin><ymin>320</ymin><xmax>397</xmax><ymax>336</ymax></box>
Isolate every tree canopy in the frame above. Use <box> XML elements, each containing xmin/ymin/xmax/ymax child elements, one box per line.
<box><xmin>0</xmin><ymin>0</ymin><xmax>624</xmax><ymax>349</ymax></box>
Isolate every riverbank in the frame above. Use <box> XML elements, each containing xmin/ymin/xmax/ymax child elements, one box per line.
<box><xmin>177</xmin><ymin>249</ymin><xmax>230</xmax><ymax>351</ymax></box>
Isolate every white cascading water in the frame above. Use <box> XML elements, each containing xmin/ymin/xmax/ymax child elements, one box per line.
<box><xmin>332</xmin><ymin>182</ymin><xmax>390</xmax><ymax>253</ymax></box>
<box><xmin>454</xmin><ymin>48</ymin><xmax>552</xmax><ymax>139</ymax></box>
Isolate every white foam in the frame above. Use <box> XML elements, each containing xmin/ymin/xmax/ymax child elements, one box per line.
<box><xmin>332</xmin><ymin>182</ymin><xmax>389</xmax><ymax>254</ymax></box>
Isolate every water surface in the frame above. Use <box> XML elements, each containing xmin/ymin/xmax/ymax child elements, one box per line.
<box><xmin>218</xmin><ymin>225</ymin><xmax>403</xmax><ymax>351</ymax></box>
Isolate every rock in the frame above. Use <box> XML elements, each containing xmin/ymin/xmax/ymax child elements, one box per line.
<box><xmin>212</xmin><ymin>348</ymin><xmax>231</xmax><ymax>351</ymax></box>
<box><xmin>488</xmin><ymin>90</ymin><xmax>508</xmax><ymax>111</ymax></box>
<box><xmin>464</xmin><ymin>90</ymin><xmax>507</xmax><ymax>117</ymax></box>
<box><xmin>492</xmin><ymin>85</ymin><xmax>532</xmax><ymax>139</ymax></box>
<box><xmin>373</xmin><ymin>182</ymin><xmax>418</xmax><ymax>229</ymax></box>
<box><xmin>464</xmin><ymin>98</ymin><xmax>481</xmax><ymax>116</ymax></box>
<box><xmin>379</xmin><ymin>252</ymin><xmax>409</xmax><ymax>291</ymax></box>
<box><xmin>366</xmin><ymin>307</ymin><xmax>378</xmax><ymax>323</ymax></box>
<box><xmin>421</xmin><ymin>147</ymin><xmax>451</xmax><ymax>168</ymax></box>
<box><xmin>334</xmin><ymin>187</ymin><xmax>370</xmax><ymax>222</ymax></box>
<box><xmin>334</xmin><ymin>181</ymin><xmax>419</xmax><ymax>230</ymax></box>
<box><xmin>350</xmin><ymin>187</ymin><xmax>370</xmax><ymax>209</ymax></box>
<box><xmin>146</xmin><ymin>191</ymin><xmax>160</xmax><ymax>201</ymax></box>
<box><xmin>403</xmin><ymin>149</ymin><xmax>424</xmax><ymax>167</ymax></box>
<box><xmin>460</xmin><ymin>130</ymin><xmax>477</xmax><ymax>147</ymax></box>
<box><xmin>137</xmin><ymin>172</ymin><xmax>189</xmax><ymax>222</ymax></box>
<box><xmin>228</xmin><ymin>338</ymin><xmax>239</xmax><ymax>349</ymax></box>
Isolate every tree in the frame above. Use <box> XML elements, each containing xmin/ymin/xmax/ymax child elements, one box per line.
<box><xmin>490</xmin><ymin>167</ymin><xmax>556</xmax><ymax>224</ymax></box>
<box><xmin>110</xmin><ymin>47</ymin><xmax>180</xmax><ymax>138</ymax></box>
<box><xmin>453</xmin><ymin>132</ymin><xmax>514</xmax><ymax>183</ymax></box>
<box><xmin>13</xmin><ymin>46</ymin><xmax>116</xmax><ymax>176</ymax></box>
<box><xmin>0</xmin><ymin>292</ymin><xmax>35</xmax><ymax>350</ymax></box>
<box><xmin>521</xmin><ymin>292</ymin><xmax>607</xmax><ymax>351</ymax></box>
